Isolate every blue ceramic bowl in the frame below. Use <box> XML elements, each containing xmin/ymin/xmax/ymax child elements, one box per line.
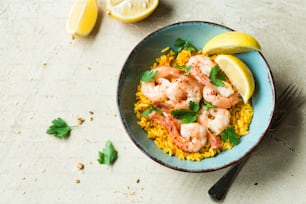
<box><xmin>117</xmin><ymin>21</ymin><xmax>276</xmax><ymax>172</ymax></box>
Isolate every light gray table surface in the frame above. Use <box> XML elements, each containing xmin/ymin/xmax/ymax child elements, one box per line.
<box><xmin>1</xmin><ymin>0</ymin><xmax>305</xmax><ymax>203</ymax></box>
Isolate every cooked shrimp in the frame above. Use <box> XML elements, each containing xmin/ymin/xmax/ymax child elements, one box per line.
<box><xmin>198</xmin><ymin>108</ymin><xmax>230</xmax><ymax>135</ymax></box>
<box><xmin>141</xmin><ymin>78</ymin><xmax>171</xmax><ymax>102</ymax></box>
<box><xmin>179</xmin><ymin>123</ymin><xmax>207</xmax><ymax>152</ymax></box>
<box><xmin>207</xmin><ymin>130</ymin><xmax>223</xmax><ymax>149</ymax></box>
<box><xmin>207</xmin><ymin>108</ymin><xmax>230</xmax><ymax>135</ymax></box>
<box><xmin>166</xmin><ymin>75</ymin><xmax>202</xmax><ymax>107</ymax></box>
<box><xmin>148</xmin><ymin>111</ymin><xmax>207</xmax><ymax>152</ymax></box>
<box><xmin>187</xmin><ymin>55</ymin><xmax>216</xmax><ymax>85</ymax></box>
<box><xmin>198</xmin><ymin>108</ymin><xmax>229</xmax><ymax>148</ymax></box>
<box><xmin>141</xmin><ymin>66</ymin><xmax>181</xmax><ymax>102</ymax></box>
<box><xmin>203</xmin><ymin>84</ymin><xmax>241</xmax><ymax>109</ymax></box>
<box><xmin>153</xmin><ymin>66</ymin><xmax>181</xmax><ymax>79</ymax></box>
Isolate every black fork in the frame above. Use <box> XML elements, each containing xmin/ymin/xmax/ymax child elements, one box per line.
<box><xmin>208</xmin><ymin>84</ymin><xmax>303</xmax><ymax>202</ymax></box>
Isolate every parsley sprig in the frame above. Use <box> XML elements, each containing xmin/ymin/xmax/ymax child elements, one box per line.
<box><xmin>203</xmin><ymin>100</ymin><xmax>215</xmax><ymax>110</ymax></box>
<box><xmin>171</xmin><ymin>101</ymin><xmax>200</xmax><ymax>124</ymax></box>
<box><xmin>173</xmin><ymin>64</ymin><xmax>192</xmax><ymax>75</ymax></box>
<box><xmin>142</xmin><ymin>104</ymin><xmax>162</xmax><ymax>116</ymax></box>
<box><xmin>220</xmin><ymin>126</ymin><xmax>240</xmax><ymax>145</ymax></box>
<box><xmin>209</xmin><ymin>66</ymin><xmax>226</xmax><ymax>86</ymax></box>
<box><xmin>98</xmin><ymin>140</ymin><xmax>118</xmax><ymax>166</ymax></box>
<box><xmin>140</xmin><ymin>70</ymin><xmax>158</xmax><ymax>82</ymax></box>
<box><xmin>174</xmin><ymin>38</ymin><xmax>197</xmax><ymax>54</ymax></box>
<box><xmin>46</xmin><ymin>118</ymin><xmax>73</xmax><ymax>139</ymax></box>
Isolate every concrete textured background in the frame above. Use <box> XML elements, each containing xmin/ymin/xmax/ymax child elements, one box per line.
<box><xmin>0</xmin><ymin>0</ymin><xmax>305</xmax><ymax>203</ymax></box>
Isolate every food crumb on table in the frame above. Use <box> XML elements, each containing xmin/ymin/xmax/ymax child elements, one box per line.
<box><xmin>76</xmin><ymin>162</ymin><xmax>84</xmax><ymax>170</ymax></box>
<box><xmin>75</xmin><ymin>179</ymin><xmax>80</xmax><ymax>184</ymax></box>
<box><xmin>76</xmin><ymin>117</ymin><xmax>85</xmax><ymax>125</ymax></box>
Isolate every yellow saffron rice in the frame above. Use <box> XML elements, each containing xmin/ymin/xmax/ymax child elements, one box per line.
<box><xmin>134</xmin><ymin>49</ymin><xmax>254</xmax><ymax>161</ymax></box>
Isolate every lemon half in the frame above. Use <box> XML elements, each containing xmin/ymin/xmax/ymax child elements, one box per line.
<box><xmin>66</xmin><ymin>0</ymin><xmax>98</xmax><ymax>36</ymax></box>
<box><xmin>202</xmin><ymin>31</ymin><xmax>261</xmax><ymax>55</ymax></box>
<box><xmin>106</xmin><ymin>0</ymin><xmax>159</xmax><ymax>23</ymax></box>
<box><xmin>215</xmin><ymin>54</ymin><xmax>255</xmax><ymax>103</ymax></box>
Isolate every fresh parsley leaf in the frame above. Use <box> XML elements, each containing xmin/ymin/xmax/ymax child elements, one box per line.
<box><xmin>171</xmin><ymin>109</ymin><xmax>198</xmax><ymax>124</ymax></box>
<box><xmin>209</xmin><ymin>66</ymin><xmax>226</xmax><ymax>87</ymax></box>
<box><xmin>203</xmin><ymin>100</ymin><xmax>215</xmax><ymax>110</ymax></box>
<box><xmin>220</xmin><ymin>126</ymin><xmax>240</xmax><ymax>145</ymax></box>
<box><xmin>142</xmin><ymin>104</ymin><xmax>162</xmax><ymax>116</ymax></box>
<box><xmin>189</xmin><ymin>101</ymin><xmax>200</xmax><ymax>112</ymax></box>
<box><xmin>46</xmin><ymin>118</ymin><xmax>72</xmax><ymax>139</ymax></box>
<box><xmin>174</xmin><ymin>38</ymin><xmax>197</xmax><ymax>53</ymax></box>
<box><xmin>98</xmin><ymin>140</ymin><xmax>118</xmax><ymax>166</ymax></box>
<box><xmin>173</xmin><ymin>65</ymin><xmax>192</xmax><ymax>75</ymax></box>
<box><xmin>171</xmin><ymin>101</ymin><xmax>200</xmax><ymax>123</ymax></box>
<box><xmin>140</xmin><ymin>70</ymin><xmax>158</xmax><ymax>82</ymax></box>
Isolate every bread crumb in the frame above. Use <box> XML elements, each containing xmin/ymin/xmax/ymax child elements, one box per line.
<box><xmin>89</xmin><ymin>111</ymin><xmax>94</xmax><ymax>115</ymax></box>
<box><xmin>136</xmin><ymin>178</ymin><xmax>140</xmax><ymax>183</ymax></box>
<box><xmin>89</xmin><ymin>117</ymin><xmax>94</xmax><ymax>121</ymax></box>
<box><xmin>76</xmin><ymin>162</ymin><xmax>84</xmax><ymax>170</ymax></box>
<box><xmin>75</xmin><ymin>179</ymin><xmax>80</xmax><ymax>184</ymax></box>
<box><xmin>76</xmin><ymin>117</ymin><xmax>85</xmax><ymax>125</ymax></box>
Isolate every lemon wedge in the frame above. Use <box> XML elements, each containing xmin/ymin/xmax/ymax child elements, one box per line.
<box><xmin>214</xmin><ymin>54</ymin><xmax>255</xmax><ymax>103</ymax></box>
<box><xmin>202</xmin><ymin>31</ymin><xmax>261</xmax><ymax>55</ymax></box>
<box><xmin>66</xmin><ymin>0</ymin><xmax>98</xmax><ymax>36</ymax></box>
<box><xmin>106</xmin><ymin>0</ymin><xmax>159</xmax><ymax>23</ymax></box>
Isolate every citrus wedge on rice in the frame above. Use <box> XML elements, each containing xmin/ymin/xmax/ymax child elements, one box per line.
<box><xmin>214</xmin><ymin>54</ymin><xmax>255</xmax><ymax>103</ymax></box>
<box><xmin>202</xmin><ymin>31</ymin><xmax>261</xmax><ymax>55</ymax></box>
<box><xmin>66</xmin><ymin>0</ymin><xmax>98</xmax><ymax>36</ymax></box>
<box><xmin>106</xmin><ymin>0</ymin><xmax>159</xmax><ymax>23</ymax></box>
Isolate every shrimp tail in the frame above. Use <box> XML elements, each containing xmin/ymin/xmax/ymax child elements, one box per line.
<box><xmin>207</xmin><ymin>130</ymin><xmax>223</xmax><ymax>149</ymax></box>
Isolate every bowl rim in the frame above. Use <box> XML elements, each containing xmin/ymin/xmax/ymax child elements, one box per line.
<box><xmin>117</xmin><ymin>20</ymin><xmax>276</xmax><ymax>172</ymax></box>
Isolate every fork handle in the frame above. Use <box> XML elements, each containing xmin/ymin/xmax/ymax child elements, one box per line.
<box><xmin>208</xmin><ymin>157</ymin><xmax>248</xmax><ymax>201</ymax></box>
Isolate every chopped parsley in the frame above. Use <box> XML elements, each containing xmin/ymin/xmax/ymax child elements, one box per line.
<box><xmin>171</xmin><ymin>101</ymin><xmax>200</xmax><ymax>123</ymax></box>
<box><xmin>142</xmin><ymin>104</ymin><xmax>162</xmax><ymax>116</ymax></box>
<box><xmin>140</xmin><ymin>70</ymin><xmax>158</xmax><ymax>82</ymax></box>
<box><xmin>46</xmin><ymin>118</ymin><xmax>72</xmax><ymax>139</ymax></box>
<box><xmin>173</xmin><ymin>64</ymin><xmax>192</xmax><ymax>75</ymax></box>
<box><xmin>209</xmin><ymin>66</ymin><xmax>226</xmax><ymax>86</ymax></box>
<box><xmin>203</xmin><ymin>100</ymin><xmax>215</xmax><ymax>110</ymax></box>
<box><xmin>220</xmin><ymin>126</ymin><xmax>240</xmax><ymax>145</ymax></box>
<box><xmin>174</xmin><ymin>38</ymin><xmax>197</xmax><ymax>54</ymax></box>
<box><xmin>98</xmin><ymin>140</ymin><xmax>118</xmax><ymax>166</ymax></box>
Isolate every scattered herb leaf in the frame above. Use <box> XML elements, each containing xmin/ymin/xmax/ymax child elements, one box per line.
<box><xmin>209</xmin><ymin>66</ymin><xmax>226</xmax><ymax>86</ymax></box>
<box><xmin>142</xmin><ymin>104</ymin><xmax>162</xmax><ymax>116</ymax></box>
<box><xmin>46</xmin><ymin>118</ymin><xmax>72</xmax><ymax>139</ymax></box>
<box><xmin>173</xmin><ymin>65</ymin><xmax>192</xmax><ymax>75</ymax></box>
<box><xmin>140</xmin><ymin>70</ymin><xmax>158</xmax><ymax>82</ymax></box>
<box><xmin>171</xmin><ymin>101</ymin><xmax>199</xmax><ymax>123</ymax></box>
<box><xmin>220</xmin><ymin>126</ymin><xmax>240</xmax><ymax>145</ymax></box>
<box><xmin>203</xmin><ymin>100</ymin><xmax>215</xmax><ymax>110</ymax></box>
<box><xmin>98</xmin><ymin>140</ymin><xmax>118</xmax><ymax>166</ymax></box>
<box><xmin>174</xmin><ymin>38</ymin><xmax>197</xmax><ymax>53</ymax></box>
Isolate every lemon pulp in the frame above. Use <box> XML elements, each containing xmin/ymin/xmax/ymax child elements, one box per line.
<box><xmin>106</xmin><ymin>0</ymin><xmax>159</xmax><ymax>23</ymax></box>
<box><xmin>215</xmin><ymin>54</ymin><xmax>255</xmax><ymax>103</ymax></box>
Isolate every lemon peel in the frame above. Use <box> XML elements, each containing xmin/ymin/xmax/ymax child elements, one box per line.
<box><xmin>66</xmin><ymin>0</ymin><xmax>98</xmax><ymax>37</ymax></box>
<box><xmin>202</xmin><ymin>31</ymin><xmax>261</xmax><ymax>55</ymax></box>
